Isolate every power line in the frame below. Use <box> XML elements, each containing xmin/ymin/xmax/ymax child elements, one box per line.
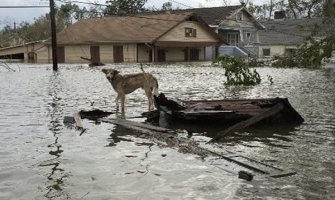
<box><xmin>0</xmin><ymin>6</ymin><xmax>49</xmax><ymax>8</ymax></box>
<box><xmin>55</xmin><ymin>0</ymin><xmax>108</xmax><ymax>7</ymax></box>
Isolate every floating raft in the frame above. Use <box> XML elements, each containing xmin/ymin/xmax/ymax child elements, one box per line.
<box><xmin>154</xmin><ymin>93</ymin><xmax>304</xmax><ymax>124</ymax></box>
<box><xmin>152</xmin><ymin>93</ymin><xmax>304</xmax><ymax>141</ymax></box>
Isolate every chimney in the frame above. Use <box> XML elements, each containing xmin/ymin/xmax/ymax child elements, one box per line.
<box><xmin>274</xmin><ymin>11</ymin><xmax>286</xmax><ymax>20</ymax></box>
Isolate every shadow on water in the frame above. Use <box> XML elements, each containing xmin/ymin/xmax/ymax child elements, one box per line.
<box><xmin>40</xmin><ymin>71</ymin><xmax>69</xmax><ymax>199</ymax></box>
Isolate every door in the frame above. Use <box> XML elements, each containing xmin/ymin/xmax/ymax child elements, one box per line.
<box><xmin>228</xmin><ymin>32</ymin><xmax>239</xmax><ymax>46</ymax></box>
<box><xmin>90</xmin><ymin>46</ymin><xmax>100</xmax><ymax>63</ymax></box>
<box><xmin>157</xmin><ymin>50</ymin><xmax>166</xmax><ymax>62</ymax></box>
<box><xmin>113</xmin><ymin>45</ymin><xmax>124</xmax><ymax>63</ymax></box>
<box><xmin>57</xmin><ymin>46</ymin><xmax>65</xmax><ymax>63</ymax></box>
<box><xmin>190</xmin><ymin>48</ymin><xmax>199</xmax><ymax>61</ymax></box>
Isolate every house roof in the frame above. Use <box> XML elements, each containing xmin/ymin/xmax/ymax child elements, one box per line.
<box><xmin>56</xmin><ymin>12</ymin><xmax>220</xmax><ymax>45</ymax></box>
<box><xmin>259</xmin><ymin>18</ymin><xmax>323</xmax><ymax>45</ymax></box>
<box><xmin>164</xmin><ymin>5</ymin><xmax>243</xmax><ymax>25</ymax></box>
<box><xmin>156</xmin><ymin>5</ymin><xmax>265</xmax><ymax>30</ymax></box>
<box><xmin>0</xmin><ymin>40</ymin><xmax>45</xmax><ymax>51</ymax></box>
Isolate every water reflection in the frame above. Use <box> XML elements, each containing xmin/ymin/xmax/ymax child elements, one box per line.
<box><xmin>1</xmin><ymin>64</ymin><xmax>334</xmax><ymax>199</ymax></box>
<box><xmin>41</xmin><ymin>71</ymin><xmax>69</xmax><ymax>199</ymax></box>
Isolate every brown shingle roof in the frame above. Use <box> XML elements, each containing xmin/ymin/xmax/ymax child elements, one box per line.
<box><xmin>142</xmin><ymin>5</ymin><xmax>242</xmax><ymax>25</ymax></box>
<box><xmin>57</xmin><ymin>12</ymin><xmax>194</xmax><ymax>45</ymax></box>
<box><xmin>259</xmin><ymin>18</ymin><xmax>323</xmax><ymax>45</ymax></box>
<box><xmin>173</xmin><ymin>5</ymin><xmax>243</xmax><ymax>25</ymax></box>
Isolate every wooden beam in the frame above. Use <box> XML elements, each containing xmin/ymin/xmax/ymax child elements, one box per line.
<box><xmin>73</xmin><ymin>112</ymin><xmax>83</xmax><ymax>129</ymax></box>
<box><xmin>210</xmin><ymin>102</ymin><xmax>285</xmax><ymax>143</ymax></box>
<box><xmin>101</xmin><ymin>118</ymin><xmax>171</xmax><ymax>133</ymax></box>
<box><xmin>100</xmin><ymin>117</ymin><xmax>295</xmax><ymax>178</ymax></box>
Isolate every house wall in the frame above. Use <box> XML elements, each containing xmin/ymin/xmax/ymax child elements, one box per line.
<box><xmin>48</xmin><ymin>44</ymin><xmax>138</xmax><ymax>63</ymax></box>
<box><xmin>61</xmin><ymin>45</ymin><xmax>90</xmax><ymax>63</ymax></box>
<box><xmin>259</xmin><ymin>45</ymin><xmax>298</xmax><ymax>58</ymax></box>
<box><xmin>121</xmin><ymin>44</ymin><xmax>137</xmax><ymax>62</ymax></box>
<box><xmin>0</xmin><ymin>42</ymin><xmax>49</xmax><ymax>63</ymax></box>
<box><xmin>158</xmin><ymin>21</ymin><xmax>218</xmax><ymax>42</ymax></box>
<box><xmin>137</xmin><ymin>44</ymin><xmax>151</xmax><ymax>62</ymax></box>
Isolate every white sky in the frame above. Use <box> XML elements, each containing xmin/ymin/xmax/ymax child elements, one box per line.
<box><xmin>0</xmin><ymin>0</ymin><xmax>267</xmax><ymax>29</ymax></box>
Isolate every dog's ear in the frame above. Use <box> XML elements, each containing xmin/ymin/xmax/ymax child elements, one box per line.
<box><xmin>101</xmin><ymin>68</ymin><xmax>108</xmax><ymax>74</ymax></box>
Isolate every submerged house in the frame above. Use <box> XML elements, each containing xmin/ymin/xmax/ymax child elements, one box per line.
<box><xmin>167</xmin><ymin>5</ymin><xmax>265</xmax><ymax>58</ymax></box>
<box><xmin>0</xmin><ymin>12</ymin><xmax>221</xmax><ymax>64</ymax></box>
<box><xmin>0</xmin><ymin>41</ymin><xmax>48</xmax><ymax>63</ymax></box>
<box><xmin>258</xmin><ymin>17</ymin><xmax>323</xmax><ymax>59</ymax></box>
<box><xmin>51</xmin><ymin>12</ymin><xmax>222</xmax><ymax>63</ymax></box>
<box><xmin>0</xmin><ymin>5</ymin><xmax>266</xmax><ymax>63</ymax></box>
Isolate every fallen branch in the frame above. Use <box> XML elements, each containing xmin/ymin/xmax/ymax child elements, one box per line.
<box><xmin>0</xmin><ymin>61</ymin><xmax>15</xmax><ymax>72</ymax></box>
<box><xmin>80</xmin><ymin>56</ymin><xmax>105</xmax><ymax>67</ymax></box>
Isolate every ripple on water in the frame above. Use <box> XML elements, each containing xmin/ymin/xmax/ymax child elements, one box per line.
<box><xmin>0</xmin><ymin>64</ymin><xmax>334</xmax><ymax>199</ymax></box>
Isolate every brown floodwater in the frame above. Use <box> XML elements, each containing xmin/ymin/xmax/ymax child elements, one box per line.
<box><xmin>0</xmin><ymin>63</ymin><xmax>334</xmax><ymax>199</ymax></box>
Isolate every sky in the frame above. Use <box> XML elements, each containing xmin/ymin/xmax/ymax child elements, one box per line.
<box><xmin>0</xmin><ymin>0</ymin><xmax>266</xmax><ymax>29</ymax></box>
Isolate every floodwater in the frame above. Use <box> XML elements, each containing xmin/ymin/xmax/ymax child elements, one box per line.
<box><xmin>0</xmin><ymin>63</ymin><xmax>334</xmax><ymax>200</ymax></box>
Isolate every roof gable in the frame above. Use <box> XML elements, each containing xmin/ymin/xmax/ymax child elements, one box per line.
<box><xmin>56</xmin><ymin>12</ymin><xmax>195</xmax><ymax>45</ymax></box>
<box><xmin>219</xmin><ymin>7</ymin><xmax>265</xmax><ymax>29</ymax></box>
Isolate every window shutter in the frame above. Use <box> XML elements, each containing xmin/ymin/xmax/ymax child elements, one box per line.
<box><xmin>192</xmin><ymin>29</ymin><xmax>197</xmax><ymax>37</ymax></box>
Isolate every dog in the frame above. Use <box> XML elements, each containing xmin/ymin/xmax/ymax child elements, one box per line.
<box><xmin>102</xmin><ymin>67</ymin><xmax>159</xmax><ymax>113</ymax></box>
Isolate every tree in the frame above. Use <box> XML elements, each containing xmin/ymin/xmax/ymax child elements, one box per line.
<box><xmin>272</xmin><ymin>0</ymin><xmax>335</xmax><ymax>68</ymax></box>
<box><xmin>161</xmin><ymin>2</ymin><xmax>173</xmax><ymax>11</ymax></box>
<box><xmin>285</xmin><ymin>0</ymin><xmax>327</xmax><ymax>19</ymax></box>
<box><xmin>105</xmin><ymin>0</ymin><xmax>147</xmax><ymax>16</ymax></box>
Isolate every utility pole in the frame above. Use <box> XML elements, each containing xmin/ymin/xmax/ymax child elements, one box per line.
<box><xmin>49</xmin><ymin>0</ymin><xmax>58</xmax><ymax>71</ymax></box>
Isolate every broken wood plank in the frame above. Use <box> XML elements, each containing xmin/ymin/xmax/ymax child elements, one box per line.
<box><xmin>210</xmin><ymin>102</ymin><xmax>285</xmax><ymax>143</ymax></box>
<box><xmin>100</xmin><ymin>117</ymin><xmax>296</xmax><ymax>178</ymax></box>
<box><xmin>100</xmin><ymin>118</ymin><xmax>171</xmax><ymax>133</ymax></box>
<box><xmin>73</xmin><ymin>112</ymin><xmax>83</xmax><ymax>129</ymax></box>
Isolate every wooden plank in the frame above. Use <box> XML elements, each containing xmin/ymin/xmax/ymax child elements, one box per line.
<box><xmin>101</xmin><ymin>118</ymin><xmax>171</xmax><ymax>133</ymax></box>
<box><xmin>210</xmin><ymin>102</ymin><xmax>285</xmax><ymax>142</ymax></box>
<box><xmin>100</xmin><ymin>117</ymin><xmax>296</xmax><ymax>178</ymax></box>
<box><xmin>73</xmin><ymin>112</ymin><xmax>83</xmax><ymax>129</ymax></box>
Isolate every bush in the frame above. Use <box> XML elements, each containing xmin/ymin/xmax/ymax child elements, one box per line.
<box><xmin>214</xmin><ymin>56</ymin><xmax>262</xmax><ymax>86</ymax></box>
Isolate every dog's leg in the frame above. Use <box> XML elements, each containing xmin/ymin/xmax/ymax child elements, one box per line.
<box><xmin>145</xmin><ymin>90</ymin><xmax>153</xmax><ymax>111</ymax></box>
<box><xmin>120</xmin><ymin>95</ymin><xmax>126</xmax><ymax>113</ymax></box>
<box><xmin>115</xmin><ymin>95</ymin><xmax>120</xmax><ymax>112</ymax></box>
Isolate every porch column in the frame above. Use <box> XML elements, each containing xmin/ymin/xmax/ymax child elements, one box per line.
<box><xmin>152</xmin><ymin>46</ymin><xmax>157</xmax><ymax>63</ymax></box>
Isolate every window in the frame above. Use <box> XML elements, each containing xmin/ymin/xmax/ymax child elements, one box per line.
<box><xmin>185</xmin><ymin>28</ymin><xmax>197</xmax><ymax>37</ymax></box>
<box><xmin>227</xmin><ymin>32</ymin><xmax>239</xmax><ymax>46</ymax></box>
<box><xmin>246</xmin><ymin>32</ymin><xmax>251</xmax><ymax>44</ymax></box>
<box><xmin>263</xmin><ymin>48</ymin><xmax>271</xmax><ymax>57</ymax></box>
<box><xmin>236</xmin><ymin>12</ymin><xmax>244</xmax><ymax>21</ymax></box>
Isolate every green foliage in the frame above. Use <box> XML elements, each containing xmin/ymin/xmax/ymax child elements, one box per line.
<box><xmin>271</xmin><ymin>0</ymin><xmax>335</xmax><ymax>68</ymax></box>
<box><xmin>105</xmin><ymin>0</ymin><xmax>147</xmax><ymax>15</ymax></box>
<box><xmin>161</xmin><ymin>2</ymin><xmax>173</xmax><ymax>11</ymax></box>
<box><xmin>214</xmin><ymin>56</ymin><xmax>262</xmax><ymax>86</ymax></box>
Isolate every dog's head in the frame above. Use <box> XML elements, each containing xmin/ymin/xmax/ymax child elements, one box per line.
<box><xmin>102</xmin><ymin>68</ymin><xmax>119</xmax><ymax>81</ymax></box>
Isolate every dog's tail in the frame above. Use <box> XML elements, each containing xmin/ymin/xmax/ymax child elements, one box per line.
<box><xmin>140</xmin><ymin>63</ymin><xmax>145</xmax><ymax>73</ymax></box>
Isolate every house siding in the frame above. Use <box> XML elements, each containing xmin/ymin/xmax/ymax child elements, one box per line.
<box><xmin>138</xmin><ymin>44</ymin><xmax>151</xmax><ymax>63</ymax></box>
<box><xmin>158</xmin><ymin>21</ymin><xmax>218</xmax><ymax>42</ymax></box>
<box><xmin>259</xmin><ymin>45</ymin><xmax>298</xmax><ymax>58</ymax></box>
<box><xmin>0</xmin><ymin>42</ymin><xmax>49</xmax><ymax>63</ymax></box>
